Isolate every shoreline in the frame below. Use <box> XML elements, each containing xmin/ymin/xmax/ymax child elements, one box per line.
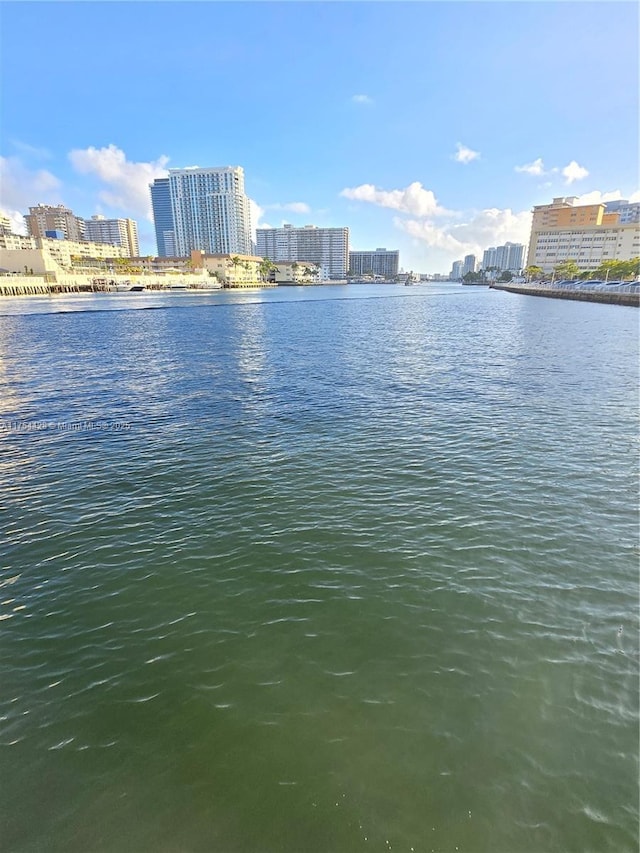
<box><xmin>490</xmin><ymin>283</ymin><xmax>639</xmax><ymax>307</ymax></box>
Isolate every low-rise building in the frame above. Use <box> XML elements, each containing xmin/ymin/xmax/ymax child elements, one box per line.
<box><xmin>191</xmin><ymin>250</ymin><xmax>267</xmax><ymax>287</ymax></box>
<box><xmin>0</xmin><ymin>237</ymin><xmax>128</xmax><ymax>276</ymax></box>
<box><xmin>270</xmin><ymin>261</ymin><xmax>320</xmax><ymax>284</ymax></box>
<box><xmin>0</xmin><ymin>232</ymin><xmax>36</xmax><ymax>251</ymax></box>
<box><xmin>128</xmin><ymin>256</ymin><xmax>193</xmax><ymax>274</ymax></box>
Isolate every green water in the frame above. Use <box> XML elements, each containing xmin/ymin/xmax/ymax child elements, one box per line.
<box><xmin>1</xmin><ymin>284</ymin><xmax>638</xmax><ymax>852</ymax></box>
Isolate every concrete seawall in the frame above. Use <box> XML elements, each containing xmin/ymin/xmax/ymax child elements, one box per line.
<box><xmin>0</xmin><ymin>275</ymin><xmax>211</xmax><ymax>296</ymax></box>
<box><xmin>490</xmin><ymin>283</ymin><xmax>639</xmax><ymax>307</ymax></box>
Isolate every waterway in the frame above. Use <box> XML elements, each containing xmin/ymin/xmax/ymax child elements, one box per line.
<box><xmin>1</xmin><ymin>283</ymin><xmax>638</xmax><ymax>852</ymax></box>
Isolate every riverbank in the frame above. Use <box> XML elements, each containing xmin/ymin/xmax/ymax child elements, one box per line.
<box><xmin>0</xmin><ymin>276</ymin><xmax>278</xmax><ymax>297</ymax></box>
<box><xmin>491</xmin><ymin>282</ymin><xmax>639</xmax><ymax>306</ymax></box>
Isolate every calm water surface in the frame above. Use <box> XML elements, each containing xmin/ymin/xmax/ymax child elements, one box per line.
<box><xmin>0</xmin><ymin>284</ymin><xmax>638</xmax><ymax>852</ymax></box>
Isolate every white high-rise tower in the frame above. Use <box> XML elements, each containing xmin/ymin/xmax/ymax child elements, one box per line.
<box><xmin>153</xmin><ymin>166</ymin><xmax>253</xmax><ymax>257</ymax></box>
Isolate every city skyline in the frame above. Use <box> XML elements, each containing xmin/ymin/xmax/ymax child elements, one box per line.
<box><xmin>0</xmin><ymin>2</ymin><xmax>638</xmax><ymax>272</ymax></box>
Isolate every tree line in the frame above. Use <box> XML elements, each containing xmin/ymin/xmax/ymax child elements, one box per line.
<box><xmin>524</xmin><ymin>258</ymin><xmax>640</xmax><ymax>282</ymax></box>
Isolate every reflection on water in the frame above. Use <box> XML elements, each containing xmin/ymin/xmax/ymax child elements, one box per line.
<box><xmin>0</xmin><ymin>284</ymin><xmax>638</xmax><ymax>853</ymax></box>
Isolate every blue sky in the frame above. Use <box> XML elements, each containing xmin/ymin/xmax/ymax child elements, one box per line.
<box><xmin>1</xmin><ymin>1</ymin><xmax>638</xmax><ymax>272</ymax></box>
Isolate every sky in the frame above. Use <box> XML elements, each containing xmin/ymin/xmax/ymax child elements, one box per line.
<box><xmin>1</xmin><ymin>1</ymin><xmax>638</xmax><ymax>273</ymax></box>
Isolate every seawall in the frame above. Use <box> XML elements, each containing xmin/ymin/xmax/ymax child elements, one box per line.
<box><xmin>490</xmin><ymin>283</ymin><xmax>639</xmax><ymax>307</ymax></box>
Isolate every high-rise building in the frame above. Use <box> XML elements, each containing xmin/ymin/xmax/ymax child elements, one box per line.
<box><xmin>527</xmin><ymin>197</ymin><xmax>640</xmax><ymax>273</ymax></box>
<box><xmin>151</xmin><ymin>167</ymin><xmax>253</xmax><ymax>258</ymax></box>
<box><xmin>450</xmin><ymin>260</ymin><xmax>464</xmax><ymax>279</ymax></box>
<box><xmin>25</xmin><ymin>204</ymin><xmax>85</xmax><ymax>242</ymax></box>
<box><xmin>349</xmin><ymin>248</ymin><xmax>399</xmax><ymax>278</ymax></box>
<box><xmin>150</xmin><ymin>178</ymin><xmax>175</xmax><ymax>257</ymax></box>
<box><xmin>84</xmin><ymin>215</ymin><xmax>139</xmax><ymax>256</ymax></box>
<box><xmin>462</xmin><ymin>254</ymin><xmax>476</xmax><ymax>276</ymax></box>
<box><xmin>482</xmin><ymin>242</ymin><xmax>525</xmax><ymax>272</ymax></box>
<box><xmin>617</xmin><ymin>203</ymin><xmax>640</xmax><ymax>224</ymax></box>
<box><xmin>257</xmin><ymin>224</ymin><xmax>349</xmax><ymax>279</ymax></box>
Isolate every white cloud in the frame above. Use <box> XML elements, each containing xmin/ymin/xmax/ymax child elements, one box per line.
<box><xmin>0</xmin><ymin>155</ymin><xmax>62</xmax><ymax>234</ymax></box>
<box><xmin>341</xmin><ymin>177</ymin><xmax>533</xmax><ymax>267</ymax></box>
<box><xmin>561</xmin><ymin>160</ymin><xmax>589</xmax><ymax>185</ymax></box>
<box><xmin>10</xmin><ymin>140</ymin><xmax>52</xmax><ymax>160</ymax></box>
<box><xmin>515</xmin><ymin>157</ymin><xmax>590</xmax><ymax>185</ymax></box>
<box><xmin>249</xmin><ymin>198</ymin><xmax>266</xmax><ymax>241</ymax></box>
<box><xmin>351</xmin><ymin>94</ymin><xmax>373</xmax><ymax>105</ymax></box>
<box><xmin>267</xmin><ymin>201</ymin><xmax>311</xmax><ymax>214</ymax></box>
<box><xmin>573</xmin><ymin>189</ymin><xmax>626</xmax><ymax>205</ymax></box>
<box><xmin>0</xmin><ymin>208</ymin><xmax>28</xmax><ymax>236</ymax></box>
<box><xmin>515</xmin><ymin>157</ymin><xmax>546</xmax><ymax>176</ymax></box>
<box><xmin>68</xmin><ymin>144</ymin><xmax>169</xmax><ymax>221</ymax></box>
<box><xmin>340</xmin><ymin>181</ymin><xmax>451</xmax><ymax>217</ymax></box>
<box><xmin>454</xmin><ymin>143</ymin><xmax>480</xmax><ymax>164</ymax></box>
<box><xmin>396</xmin><ymin>207</ymin><xmax>532</xmax><ymax>259</ymax></box>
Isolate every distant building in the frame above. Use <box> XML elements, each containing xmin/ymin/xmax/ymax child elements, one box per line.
<box><xmin>151</xmin><ymin>167</ymin><xmax>253</xmax><ymax>258</ymax></box>
<box><xmin>450</xmin><ymin>260</ymin><xmax>464</xmax><ymax>279</ymax></box>
<box><xmin>84</xmin><ymin>215</ymin><xmax>139</xmax><ymax>256</ymax></box>
<box><xmin>0</xmin><ymin>213</ymin><xmax>12</xmax><ymax>235</ymax></box>
<box><xmin>617</xmin><ymin>203</ymin><xmax>640</xmax><ymax>224</ymax></box>
<box><xmin>257</xmin><ymin>224</ymin><xmax>349</xmax><ymax>279</ymax></box>
<box><xmin>602</xmin><ymin>200</ymin><xmax>640</xmax><ymax>222</ymax></box>
<box><xmin>527</xmin><ymin>197</ymin><xmax>640</xmax><ymax>273</ymax></box>
<box><xmin>462</xmin><ymin>254</ymin><xmax>476</xmax><ymax>276</ymax></box>
<box><xmin>482</xmin><ymin>242</ymin><xmax>525</xmax><ymax>272</ymax></box>
<box><xmin>150</xmin><ymin>178</ymin><xmax>176</xmax><ymax>258</ymax></box>
<box><xmin>25</xmin><ymin>204</ymin><xmax>85</xmax><ymax>242</ymax></box>
<box><xmin>349</xmin><ymin>248</ymin><xmax>399</xmax><ymax>278</ymax></box>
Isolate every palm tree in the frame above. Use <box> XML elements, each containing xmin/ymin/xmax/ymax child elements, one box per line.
<box><xmin>524</xmin><ymin>265</ymin><xmax>543</xmax><ymax>282</ymax></box>
<box><xmin>258</xmin><ymin>259</ymin><xmax>275</xmax><ymax>282</ymax></box>
<box><xmin>553</xmin><ymin>259</ymin><xmax>580</xmax><ymax>281</ymax></box>
<box><xmin>228</xmin><ymin>255</ymin><xmax>242</xmax><ymax>284</ymax></box>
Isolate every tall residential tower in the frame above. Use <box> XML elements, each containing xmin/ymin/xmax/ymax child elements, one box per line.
<box><xmin>150</xmin><ymin>167</ymin><xmax>253</xmax><ymax>258</ymax></box>
<box><xmin>150</xmin><ymin>178</ymin><xmax>175</xmax><ymax>257</ymax></box>
<box><xmin>84</xmin><ymin>215</ymin><xmax>139</xmax><ymax>256</ymax></box>
<box><xmin>257</xmin><ymin>224</ymin><xmax>349</xmax><ymax>279</ymax></box>
<box><xmin>349</xmin><ymin>248</ymin><xmax>399</xmax><ymax>278</ymax></box>
<box><xmin>25</xmin><ymin>204</ymin><xmax>85</xmax><ymax>242</ymax></box>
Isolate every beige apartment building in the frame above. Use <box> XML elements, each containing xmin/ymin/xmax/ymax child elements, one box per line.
<box><xmin>527</xmin><ymin>197</ymin><xmax>640</xmax><ymax>274</ymax></box>
<box><xmin>84</xmin><ymin>215</ymin><xmax>140</xmax><ymax>256</ymax></box>
<box><xmin>270</xmin><ymin>261</ymin><xmax>320</xmax><ymax>284</ymax></box>
<box><xmin>191</xmin><ymin>251</ymin><xmax>269</xmax><ymax>287</ymax></box>
<box><xmin>0</xmin><ymin>236</ymin><xmax>128</xmax><ymax>275</ymax></box>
